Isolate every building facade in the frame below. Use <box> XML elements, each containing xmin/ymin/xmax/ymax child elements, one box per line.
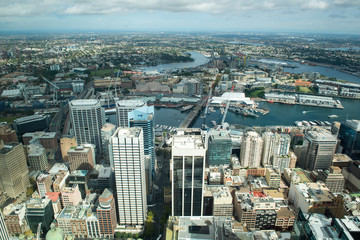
<box><xmin>338</xmin><ymin>119</ymin><xmax>360</xmax><ymax>160</ymax></box>
<box><xmin>300</xmin><ymin>128</ymin><xmax>338</xmax><ymax>171</ymax></box>
<box><xmin>115</xmin><ymin>100</ymin><xmax>146</xmax><ymax>127</ymax></box>
<box><xmin>207</xmin><ymin>129</ymin><xmax>232</xmax><ymax>166</ymax></box>
<box><xmin>96</xmin><ymin>188</ymin><xmax>117</xmax><ymax>237</ymax></box>
<box><xmin>240</xmin><ymin>131</ymin><xmax>263</xmax><ymax>168</ymax></box>
<box><xmin>171</xmin><ymin>129</ymin><xmax>206</xmax><ymax>216</ymax></box>
<box><xmin>69</xmin><ymin>99</ymin><xmax>105</xmax><ymax>153</ymax></box>
<box><xmin>68</xmin><ymin>144</ymin><xmax>95</xmax><ymax>171</ymax></box>
<box><xmin>110</xmin><ymin>127</ymin><xmax>147</xmax><ymax>225</ymax></box>
<box><xmin>0</xmin><ymin>143</ymin><xmax>30</xmax><ymax>198</ymax></box>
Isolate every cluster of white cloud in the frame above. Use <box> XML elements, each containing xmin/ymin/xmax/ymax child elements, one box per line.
<box><xmin>0</xmin><ymin>0</ymin><xmax>359</xmax><ymax>16</ymax></box>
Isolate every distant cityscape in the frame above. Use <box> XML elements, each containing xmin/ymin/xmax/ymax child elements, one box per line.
<box><xmin>0</xmin><ymin>32</ymin><xmax>359</xmax><ymax>240</ymax></box>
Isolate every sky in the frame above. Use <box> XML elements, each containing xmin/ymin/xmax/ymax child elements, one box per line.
<box><xmin>0</xmin><ymin>0</ymin><xmax>359</xmax><ymax>34</ymax></box>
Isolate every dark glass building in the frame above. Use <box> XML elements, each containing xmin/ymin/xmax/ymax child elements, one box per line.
<box><xmin>26</xmin><ymin>198</ymin><xmax>54</xmax><ymax>237</ymax></box>
<box><xmin>171</xmin><ymin>130</ymin><xmax>206</xmax><ymax>216</ymax></box>
<box><xmin>339</xmin><ymin>120</ymin><xmax>360</xmax><ymax>160</ymax></box>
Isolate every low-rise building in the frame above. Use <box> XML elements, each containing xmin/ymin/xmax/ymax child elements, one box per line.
<box><xmin>3</xmin><ymin>204</ymin><xmax>28</xmax><ymax>236</ymax></box>
<box><xmin>61</xmin><ymin>184</ymin><xmax>82</xmax><ymax>207</ymax></box>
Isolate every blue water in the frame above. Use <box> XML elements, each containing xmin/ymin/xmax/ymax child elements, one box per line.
<box><xmin>260</xmin><ymin>58</ymin><xmax>360</xmax><ymax>83</ymax></box>
<box><xmin>106</xmin><ymin>52</ymin><xmax>360</xmax><ymax>128</ymax></box>
<box><xmin>137</xmin><ymin>51</ymin><xmax>209</xmax><ymax>72</ymax></box>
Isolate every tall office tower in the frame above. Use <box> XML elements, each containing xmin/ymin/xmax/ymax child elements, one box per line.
<box><xmin>128</xmin><ymin>106</ymin><xmax>155</xmax><ymax>194</ymax></box>
<box><xmin>97</xmin><ymin>188</ymin><xmax>117</xmax><ymax>238</ymax></box>
<box><xmin>262</xmin><ymin>132</ymin><xmax>276</xmax><ymax>166</ymax></box>
<box><xmin>101</xmin><ymin>123</ymin><xmax>116</xmax><ymax>163</ymax></box>
<box><xmin>240</xmin><ymin>131</ymin><xmax>263</xmax><ymax>168</ymax></box>
<box><xmin>26</xmin><ymin>198</ymin><xmax>54</xmax><ymax>237</ymax></box>
<box><xmin>69</xmin><ymin>99</ymin><xmax>105</xmax><ymax>153</ymax></box>
<box><xmin>171</xmin><ymin>129</ymin><xmax>206</xmax><ymax>216</ymax></box>
<box><xmin>27</xmin><ymin>144</ymin><xmax>48</xmax><ymax>171</ymax></box>
<box><xmin>0</xmin><ymin>142</ymin><xmax>30</xmax><ymax>198</ymax></box>
<box><xmin>110</xmin><ymin>128</ymin><xmax>147</xmax><ymax>225</ymax></box>
<box><xmin>207</xmin><ymin>129</ymin><xmax>232</xmax><ymax>166</ymax></box>
<box><xmin>300</xmin><ymin>128</ymin><xmax>338</xmax><ymax>171</ymax></box>
<box><xmin>60</xmin><ymin>135</ymin><xmax>77</xmax><ymax>162</ymax></box>
<box><xmin>262</xmin><ymin>132</ymin><xmax>291</xmax><ymax>167</ymax></box>
<box><xmin>115</xmin><ymin>100</ymin><xmax>146</xmax><ymax>127</ymax></box>
<box><xmin>68</xmin><ymin>144</ymin><xmax>95</xmax><ymax>171</ymax></box>
<box><xmin>338</xmin><ymin>119</ymin><xmax>360</xmax><ymax>160</ymax></box>
<box><xmin>0</xmin><ymin>210</ymin><xmax>10</xmax><ymax>240</ymax></box>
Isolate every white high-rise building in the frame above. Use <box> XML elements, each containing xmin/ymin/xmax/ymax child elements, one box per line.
<box><xmin>69</xmin><ymin>99</ymin><xmax>105</xmax><ymax>153</ymax></box>
<box><xmin>171</xmin><ymin>128</ymin><xmax>206</xmax><ymax>217</ymax></box>
<box><xmin>115</xmin><ymin>100</ymin><xmax>146</xmax><ymax>127</ymax></box>
<box><xmin>110</xmin><ymin>127</ymin><xmax>147</xmax><ymax>225</ymax></box>
<box><xmin>240</xmin><ymin>131</ymin><xmax>263</xmax><ymax>168</ymax></box>
<box><xmin>262</xmin><ymin>132</ymin><xmax>291</xmax><ymax>172</ymax></box>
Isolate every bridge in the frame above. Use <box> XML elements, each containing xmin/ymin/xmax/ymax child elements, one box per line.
<box><xmin>179</xmin><ymin>98</ymin><xmax>207</xmax><ymax>128</ymax></box>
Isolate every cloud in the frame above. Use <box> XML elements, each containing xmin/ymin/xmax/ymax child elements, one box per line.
<box><xmin>0</xmin><ymin>0</ymin><xmax>359</xmax><ymax>17</ymax></box>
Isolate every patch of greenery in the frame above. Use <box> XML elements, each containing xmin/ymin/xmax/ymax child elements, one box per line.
<box><xmin>244</xmin><ymin>87</ymin><xmax>265</xmax><ymax>98</ymax></box>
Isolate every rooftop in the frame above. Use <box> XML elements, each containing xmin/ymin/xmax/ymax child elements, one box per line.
<box><xmin>173</xmin><ymin>134</ymin><xmax>205</xmax><ymax>150</ymax></box>
<box><xmin>0</xmin><ymin>142</ymin><xmax>20</xmax><ymax>154</ymax></box>
<box><xmin>70</xmin><ymin>99</ymin><xmax>99</xmax><ymax>106</ymax></box>
<box><xmin>116</xmin><ymin>99</ymin><xmax>146</xmax><ymax>107</ymax></box>
<box><xmin>23</xmin><ymin>131</ymin><xmax>57</xmax><ymax>139</ymax></box>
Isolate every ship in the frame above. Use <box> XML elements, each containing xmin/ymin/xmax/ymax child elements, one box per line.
<box><xmin>328</xmin><ymin>115</ymin><xmax>338</xmax><ymax>118</ymax></box>
<box><xmin>181</xmin><ymin>105</ymin><xmax>194</xmax><ymax>112</ymax></box>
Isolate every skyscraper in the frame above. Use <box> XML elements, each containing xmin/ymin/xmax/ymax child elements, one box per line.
<box><xmin>115</xmin><ymin>100</ymin><xmax>146</xmax><ymax>127</ymax></box>
<box><xmin>338</xmin><ymin>119</ymin><xmax>360</xmax><ymax>160</ymax></box>
<box><xmin>262</xmin><ymin>132</ymin><xmax>291</xmax><ymax>168</ymax></box>
<box><xmin>240</xmin><ymin>131</ymin><xmax>263</xmax><ymax>168</ymax></box>
<box><xmin>300</xmin><ymin>128</ymin><xmax>337</xmax><ymax>171</ymax></box>
<box><xmin>0</xmin><ymin>142</ymin><xmax>30</xmax><ymax>198</ymax></box>
<box><xmin>171</xmin><ymin>129</ymin><xmax>206</xmax><ymax>216</ymax></box>
<box><xmin>128</xmin><ymin>105</ymin><xmax>155</xmax><ymax>194</ymax></box>
<box><xmin>110</xmin><ymin>127</ymin><xmax>147</xmax><ymax>225</ymax></box>
<box><xmin>0</xmin><ymin>210</ymin><xmax>10</xmax><ymax>240</ymax></box>
<box><xmin>69</xmin><ymin>99</ymin><xmax>105</xmax><ymax>153</ymax></box>
<box><xmin>207</xmin><ymin>129</ymin><xmax>232</xmax><ymax>166</ymax></box>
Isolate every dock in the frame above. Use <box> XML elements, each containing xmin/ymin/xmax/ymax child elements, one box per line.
<box><xmin>179</xmin><ymin>98</ymin><xmax>207</xmax><ymax>128</ymax></box>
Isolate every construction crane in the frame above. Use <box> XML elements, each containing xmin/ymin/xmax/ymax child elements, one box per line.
<box><xmin>221</xmin><ymin>84</ymin><xmax>235</xmax><ymax>126</ymax></box>
<box><xmin>42</xmin><ymin>76</ymin><xmax>60</xmax><ymax>104</ymax></box>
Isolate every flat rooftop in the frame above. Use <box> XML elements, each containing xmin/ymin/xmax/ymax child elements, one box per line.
<box><xmin>70</xmin><ymin>99</ymin><xmax>99</xmax><ymax>106</ymax></box>
<box><xmin>116</xmin><ymin>99</ymin><xmax>146</xmax><ymax>107</ymax></box>
<box><xmin>173</xmin><ymin>134</ymin><xmax>204</xmax><ymax>150</ymax></box>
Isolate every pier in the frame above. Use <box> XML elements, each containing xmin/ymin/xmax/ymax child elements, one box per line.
<box><xmin>179</xmin><ymin>98</ymin><xmax>207</xmax><ymax>128</ymax></box>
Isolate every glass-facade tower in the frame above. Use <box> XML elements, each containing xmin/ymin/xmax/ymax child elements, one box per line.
<box><xmin>339</xmin><ymin>119</ymin><xmax>360</xmax><ymax>160</ymax></box>
<box><xmin>171</xmin><ymin>129</ymin><xmax>206</xmax><ymax>216</ymax></box>
<box><xmin>207</xmin><ymin>129</ymin><xmax>232</xmax><ymax>166</ymax></box>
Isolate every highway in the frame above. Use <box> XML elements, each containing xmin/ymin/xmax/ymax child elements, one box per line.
<box><xmin>49</xmin><ymin>80</ymin><xmax>94</xmax><ymax>137</ymax></box>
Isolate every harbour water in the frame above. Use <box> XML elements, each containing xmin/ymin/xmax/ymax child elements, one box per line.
<box><xmin>137</xmin><ymin>51</ymin><xmax>210</xmax><ymax>72</ymax></box>
<box><xmin>258</xmin><ymin>58</ymin><xmax>360</xmax><ymax>83</ymax></box>
<box><xmin>106</xmin><ymin>52</ymin><xmax>360</xmax><ymax>128</ymax></box>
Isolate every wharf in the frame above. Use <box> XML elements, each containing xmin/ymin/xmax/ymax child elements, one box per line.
<box><xmin>179</xmin><ymin>98</ymin><xmax>207</xmax><ymax>128</ymax></box>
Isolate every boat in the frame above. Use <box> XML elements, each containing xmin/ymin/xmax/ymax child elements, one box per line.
<box><xmin>309</xmin><ymin>121</ymin><xmax>317</xmax><ymax>126</ymax></box>
<box><xmin>302</xmin><ymin>121</ymin><xmax>311</xmax><ymax>126</ymax></box>
<box><xmin>324</xmin><ymin>121</ymin><xmax>331</xmax><ymax>126</ymax></box>
<box><xmin>211</xmin><ymin>120</ymin><xmax>217</xmax><ymax>126</ymax></box>
<box><xmin>209</xmin><ymin>107</ymin><xmax>216</xmax><ymax>113</ymax></box>
<box><xmin>294</xmin><ymin>121</ymin><xmax>303</xmax><ymax>127</ymax></box>
<box><xmin>181</xmin><ymin>105</ymin><xmax>194</xmax><ymax>112</ymax></box>
<box><xmin>328</xmin><ymin>115</ymin><xmax>338</xmax><ymax>118</ymax></box>
<box><xmin>267</xmin><ymin>100</ymin><xmax>274</xmax><ymax>103</ymax></box>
